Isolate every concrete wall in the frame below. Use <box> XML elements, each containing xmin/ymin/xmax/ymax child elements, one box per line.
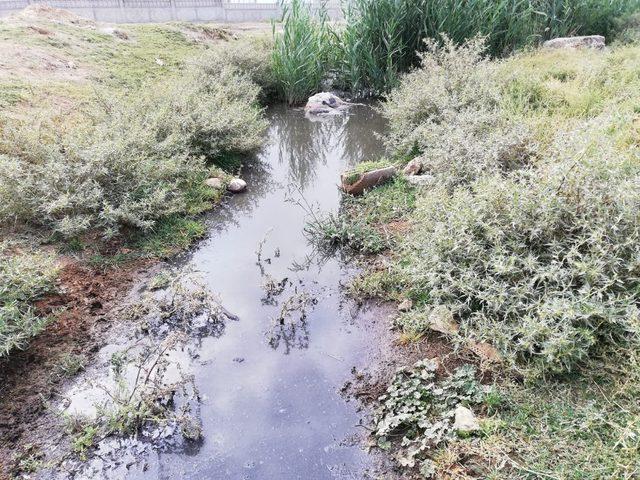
<box><xmin>0</xmin><ymin>0</ymin><xmax>342</xmax><ymax>23</ymax></box>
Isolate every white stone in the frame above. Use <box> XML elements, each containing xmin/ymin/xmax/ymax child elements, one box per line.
<box><xmin>428</xmin><ymin>305</ymin><xmax>459</xmax><ymax>336</ymax></box>
<box><xmin>227</xmin><ymin>178</ymin><xmax>247</xmax><ymax>193</ymax></box>
<box><xmin>398</xmin><ymin>298</ymin><xmax>413</xmax><ymax>312</ymax></box>
<box><xmin>403</xmin><ymin>158</ymin><xmax>422</xmax><ymax>176</ymax></box>
<box><xmin>453</xmin><ymin>406</ymin><xmax>480</xmax><ymax>434</ymax></box>
<box><xmin>467</xmin><ymin>340</ymin><xmax>502</xmax><ymax>363</ymax></box>
<box><xmin>405</xmin><ymin>174</ymin><xmax>435</xmax><ymax>187</ymax></box>
<box><xmin>305</xmin><ymin>92</ymin><xmax>349</xmax><ymax>115</ymax></box>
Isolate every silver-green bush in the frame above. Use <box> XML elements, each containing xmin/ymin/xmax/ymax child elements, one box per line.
<box><xmin>195</xmin><ymin>35</ymin><xmax>277</xmax><ymax>100</ymax></box>
<box><xmin>383</xmin><ymin>38</ymin><xmax>537</xmax><ymax>188</ymax></box>
<box><xmin>0</xmin><ymin>245</ymin><xmax>58</xmax><ymax>356</ymax></box>
<box><xmin>401</xmin><ymin>127</ymin><xmax>640</xmax><ymax>374</ymax></box>
<box><xmin>0</xmin><ymin>63</ymin><xmax>267</xmax><ymax>238</ymax></box>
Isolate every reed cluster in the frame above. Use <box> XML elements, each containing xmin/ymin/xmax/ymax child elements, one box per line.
<box><xmin>272</xmin><ymin>0</ymin><xmax>639</xmax><ymax>99</ymax></box>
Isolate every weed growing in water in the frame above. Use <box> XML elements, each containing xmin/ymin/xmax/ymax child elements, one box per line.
<box><xmin>65</xmin><ymin>333</ymin><xmax>201</xmax><ymax>461</ymax></box>
<box><xmin>53</xmin><ymin>353</ymin><xmax>87</xmax><ymax>379</ymax></box>
<box><xmin>267</xmin><ymin>292</ymin><xmax>316</xmax><ymax>354</ymax></box>
<box><xmin>124</xmin><ymin>269</ymin><xmax>232</xmax><ymax>338</ymax></box>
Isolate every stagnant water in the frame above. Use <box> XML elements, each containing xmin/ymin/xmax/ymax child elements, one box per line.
<box><xmin>129</xmin><ymin>105</ymin><xmax>389</xmax><ymax>479</ymax></box>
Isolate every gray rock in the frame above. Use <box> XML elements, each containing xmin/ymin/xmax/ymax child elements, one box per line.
<box><xmin>453</xmin><ymin>405</ymin><xmax>480</xmax><ymax>434</ymax></box>
<box><xmin>405</xmin><ymin>174</ymin><xmax>435</xmax><ymax>187</ymax></box>
<box><xmin>305</xmin><ymin>92</ymin><xmax>346</xmax><ymax>112</ymax></box>
<box><xmin>543</xmin><ymin>35</ymin><xmax>605</xmax><ymax>50</ymax></box>
<box><xmin>403</xmin><ymin>158</ymin><xmax>423</xmax><ymax>176</ymax></box>
<box><xmin>205</xmin><ymin>177</ymin><xmax>223</xmax><ymax>189</ymax></box>
<box><xmin>227</xmin><ymin>178</ymin><xmax>247</xmax><ymax>193</ymax></box>
<box><xmin>305</xmin><ymin>92</ymin><xmax>355</xmax><ymax>116</ymax></box>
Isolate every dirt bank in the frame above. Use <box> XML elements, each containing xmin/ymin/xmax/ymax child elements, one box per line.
<box><xmin>0</xmin><ymin>256</ymin><xmax>158</xmax><ymax>477</ymax></box>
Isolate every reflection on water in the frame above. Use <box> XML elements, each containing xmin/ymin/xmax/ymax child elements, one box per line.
<box><xmin>271</xmin><ymin>106</ymin><xmax>386</xmax><ymax>190</ymax></box>
<box><xmin>132</xmin><ymin>105</ymin><xmax>388</xmax><ymax>480</ymax></box>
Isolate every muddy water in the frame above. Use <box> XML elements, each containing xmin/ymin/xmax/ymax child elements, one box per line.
<box><xmin>133</xmin><ymin>105</ymin><xmax>388</xmax><ymax>479</ymax></box>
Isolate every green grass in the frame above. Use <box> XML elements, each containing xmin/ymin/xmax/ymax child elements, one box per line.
<box><xmin>446</xmin><ymin>358</ymin><xmax>640</xmax><ymax>479</ymax></box>
<box><xmin>136</xmin><ymin>216</ymin><xmax>206</xmax><ymax>258</ymax></box>
<box><xmin>307</xmin><ymin>176</ymin><xmax>415</xmax><ymax>254</ymax></box>
<box><xmin>0</xmin><ymin>246</ymin><xmax>58</xmax><ymax>357</ymax></box>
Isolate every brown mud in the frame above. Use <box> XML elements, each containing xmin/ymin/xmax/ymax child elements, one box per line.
<box><xmin>0</xmin><ymin>257</ymin><xmax>156</xmax><ymax>478</ymax></box>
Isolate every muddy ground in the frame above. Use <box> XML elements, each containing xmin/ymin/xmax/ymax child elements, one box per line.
<box><xmin>0</xmin><ymin>256</ymin><xmax>158</xmax><ymax>477</ymax></box>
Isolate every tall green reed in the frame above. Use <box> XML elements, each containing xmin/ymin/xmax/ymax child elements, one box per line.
<box><xmin>271</xmin><ymin>0</ymin><xmax>639</xmax><ymax>99</ymax></box>
<box><xmin>336</xmin><ymin>0</ymin><xmax>639</xmax><ymax>94</ymax></box>
<box><xmin>272</xmin><ymin>0</ymin><xmax>333</xmax><ymax>105</ymax></box>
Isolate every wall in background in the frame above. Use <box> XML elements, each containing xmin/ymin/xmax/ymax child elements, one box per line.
<box><xmin>0</xmin><ymin>0</ymin><xmax>342</xmax><ymax>23</ymax></box>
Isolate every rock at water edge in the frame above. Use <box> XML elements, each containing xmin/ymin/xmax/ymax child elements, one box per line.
<box><xmin>227</xmin><ymin>178</ymin><xmax>247</xmax><ymax>193</ymax></box>
<box><xmin>403</xmin><ymin>158</ymin><xmax>423</xmax><ymax>176</ymax></box>
<box><xmin>305</xmin><ymin>92</ymin><xmax>348</xmax><ymax>115</ymax></box>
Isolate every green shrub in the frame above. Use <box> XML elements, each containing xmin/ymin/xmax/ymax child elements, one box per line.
<box><xmin>0</xmin><ymin>63</ymin><xmax>267</xmax><ymax>238</ymax></box>
<box><xmin>401</xmin><ymin>127</ymin><xmax>640</xmax><ymax>375</ymax></box>
<box><xmin>0</xmin><ymin>246</ymin><xmax>58</xmax><ymax>356</ymax></box>
<box><xmin>272</xmin><ymin>0</ymin><xmax>333</xmax><ymax>105</ymax></box>
<box><xmin>195</xmin><ymin>34</ymin><xmax>277</xmax><ymax>101</ymax></box>
<box><xmin>383</xmin><ymin>38</ymin><xmax>538</xmax><ymax>187</ymax></box>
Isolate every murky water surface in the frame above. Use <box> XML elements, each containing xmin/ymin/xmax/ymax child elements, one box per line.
<box><xmin>130</xmin><ymin>105</ymin><xmax>387</xmax><ymax>479</ymax></box>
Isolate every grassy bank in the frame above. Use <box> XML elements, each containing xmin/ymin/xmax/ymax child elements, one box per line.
<box><xmin>0</xmin><ymin>6</ymin><xmax>274</xmax><ymax>358</ymax></box>
<box><xmin>318</xmin><ymin>36</ymin><xmax>640</xmax><ymax>478</ymax></box>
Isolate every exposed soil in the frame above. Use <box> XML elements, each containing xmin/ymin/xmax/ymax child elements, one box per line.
<box><xmin>0</xmin><ymin>44</ymin><xmax>92</xmax><ymax>83</ymax></box>
<box><xmin>345</xmin><ymin>320</ymin><xmax>489</xmax><ymax>403</ymax></box>
<box><xmin>11</xmin><ymin>5</ymin><xmax>97</xmax><ymax>27</ymax></box>
<box><xmin>0</xmin><ymin>256</ymin><xmax>156</xmax><ymax>478</ymax></box>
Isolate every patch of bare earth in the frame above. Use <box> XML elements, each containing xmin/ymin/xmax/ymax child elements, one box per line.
<box><xmin>0</xmin><ymin>44</ymin><xmax>92</xmax><ymax>83</ymax></box>
<box><xmin>10</xmin><ymin>4</ymin><xmax>96</xmax><ymax>27</ymax></box>
<box><xmin>0</xmin><ymin>257</ymin><xmax>156</xmax><ymax>478</ymax></box>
